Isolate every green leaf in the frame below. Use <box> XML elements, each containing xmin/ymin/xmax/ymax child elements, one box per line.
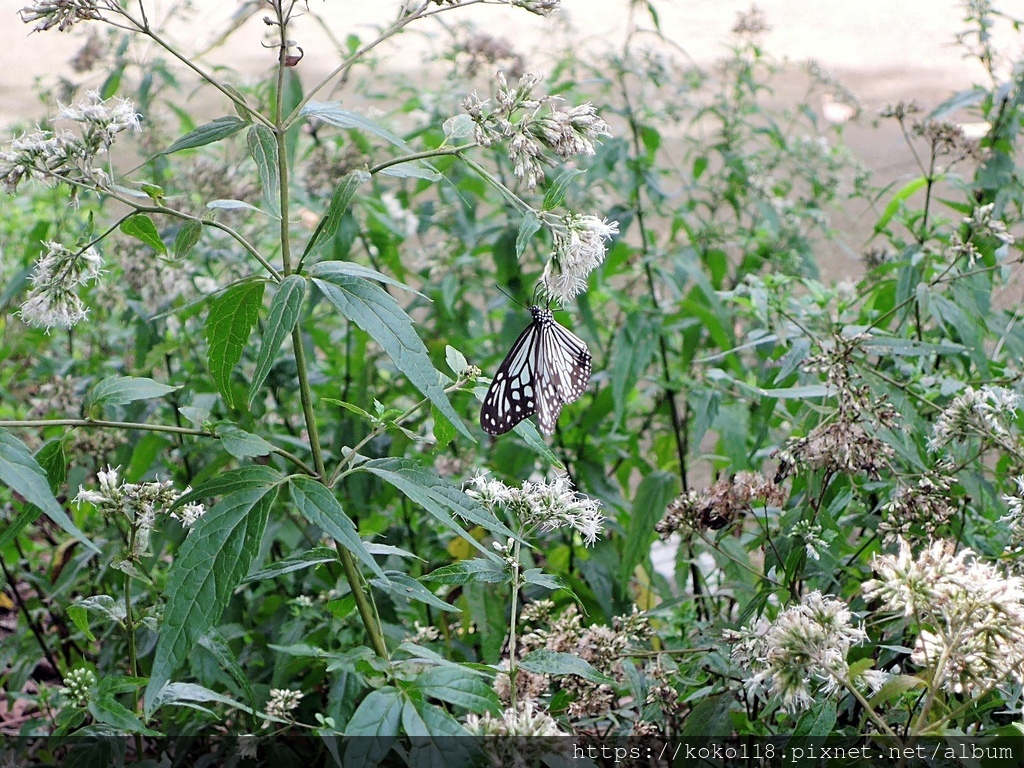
<box><xmin>69</xmin><ymin>595</ymin><xmax>125</xmax><ymax>642</ymax></box>
<box><xmin>442</xmin><ymin>113</ymin><xmax>474</xmax><ymax>141</ymax></box>
<box><xmin>247</xmin><ymin>124</ymin><xmax>280</xmax><ymax>215</ymax></box>
<box><xmin>248</xmin><ymin>274</ymin><xmax>305</xmax><ymax>407</ymax></box>
<box><xmin>409</xmin><ymin>666</ymin><xmax>501</xmax><ymax>714</ymax></box>
<box><xmin>371</xmin><ymin>571</ymin><xmax>459</xmax><ymax>613</ymax></box>
<box><xmin>289</xmin><ymin>476</ymin><xmax>385</xmax><ymax>579</ymax></box>
<box><xmin>310</xmin><ymin>260</ymin><xmax>423</xmax><ymax>296</ymax></box>
<box><xmin>216</xmin><ymin>424</ymin><xmax>275</xmax><ymax>458</ymax></box>
<box><xmin>359</xmin><ymin>458</ymin><xmax>513</xmax><ymax>551</ymax></box>
<box><xmin>147</xmin><ymin>681</ymin><xmax>253</xmax><ymax>716</ymax></box>
<box><xmin>205</xmin><ymin>281</ymin><xmax>265</xmax><ymax>408</ymax></box>
<box><xmin>791</xmin><ymin>699</ymin><xmax>837</xmax><ymax>738</ymax></box>
<box><xmin>518</xmin><ymin>649</ymin><xmax>614</xmax><ymax>684</ymax></box>
<box><xmin>311</xmin><ymin>275</ymin><xmax>471</xmax><ymax>440</ymax></box>
<box><xmin>402</xmin><ymin>699</ymin><xmax>473</xmax><ymax>767</ymax></box>
<box><xmin>119</xmin><ymin>214</ymin><xmax>167</xmax><ymax>255</ymax></box>
<box><xmin>522</xmin><ymin>568</ymin><xmax>563</xmax><ymax>591</ymax></box>
<box><xmin>144</xmin><ymin>469</ymin><xmax>279</xmax><ymax>715</ymax></box>
<box><xmin>445</xmin><ymin>346</ymin><xmax>468</xmax><ymax>377</ymax></box>
<box><xmin>0</xmin><ymin>430</ymin><xmax>97</xmax><ymax>552</ymax></box>
<box><xmin>379</xmin><ymin>162</ymin><xmax>441</xmax><ymax>181</ymax></box>
<box><xmin>301</xmin><ymin>102</ymin><xmax>413</xmax><ymax>151</ymax></box>
<box><xmin>207</xmin><ymin>199</ymin><xmax>268</xmax><ymax>214</ymax></box>
<box><xmin>162</xmin><ymin>116</ymin><xmax>248</xmax><ymax>154</ymax></box>
<box><xmin>302</xmin><ymin>172</ymin><xmax>370</xmax><ymax>261</ymax></box>
<box><xmin>421</xmin><ymin>559</ymin><xmax>509</xmax><ymax>585</ymax></box>
<box><xmin>245</xmin><ymin>547</ymin><xmax>338</xmax><ymax>582</ymax></box>
<box><xmin>173</xmin><ymin>220</ymin><xmax>203</xmax><ymax>260</ymax></box>
<box><xmin>342</xmin><ymin>687</ymin><xmax>403</xmax><ymax>768</ymax></box>
<box><xmin>431</xmin><ymin>406</ymin><xmax>457</xmax><ymax>448</ymax></box>
<box><xmin>516</xmin><ymin>212</ymin><xmax>541</xmax><ymax>259</ymax></box>
<box><xmin>88</xmin><ymin>696</ymin><xmax>159</xmax><ymax>735</ymax></box>
<box><xmin>621</xmin><ymin>472</ymin><xmax>679</xmax><ymax>582</ymax></box>
<box><xmin>87</xmin><ymin>375</ymin><xmax>179</xmax><ymax>409</ymax></box>
<box><xmin>543</xmin><ymin>168</ymin><xmax>584</xmax><ymax>210</ymax></box>
<box><xmin>874</xmin><ymin>176</ymin><xmax>929</xmax><ymax>233</ymax></box>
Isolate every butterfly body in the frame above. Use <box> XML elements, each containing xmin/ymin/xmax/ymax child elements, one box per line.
<box><xmin>480</xmin><ymin>306</ymin><xmax>592</xmax><ymax>435</ymax></box>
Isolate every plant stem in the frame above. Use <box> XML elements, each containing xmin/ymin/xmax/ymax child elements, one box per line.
<box><xmin>507</xmin><ymin>538</ymin><xmax>522</xmax><ymax>711</ymax></box>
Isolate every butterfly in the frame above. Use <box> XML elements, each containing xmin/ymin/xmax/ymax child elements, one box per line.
<box><xmin>480</xmin><ymin>306</ymin><xmax>592</xmax><ymax>435</ymax></box>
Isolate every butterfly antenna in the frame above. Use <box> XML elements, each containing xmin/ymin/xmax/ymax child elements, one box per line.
<box><xmin>495</xmin><ymin>284</ymin><xmax>528</xmax><ymax>309</ymax></box>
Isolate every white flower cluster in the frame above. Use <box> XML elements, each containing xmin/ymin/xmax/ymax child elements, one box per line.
<box><xmin>864</xmin><ymin>537</ymin><xmax>1024</xmax><ymax>695</ymax></box>
<box><xmin>20</xmin><ymin>241</ymin><xmax>102</xmax><ymax>330</ymax></box>
<box><xmin>466</xmin><ymin>472</ymin><xmax>604</xmax><ymax>546</ymax></box>
<box><xmin>464</xmin><ymin>71</ymin><xmax>610</xmax><ymax>191</ymax></box>
<box><xmin>76</xmin><ymin>466</ymin><xmax>205</xmax><ymax>558</ymax></box>
<box><xmin>264</xmin><ymin>688</ymin><xmax>303</xmax><ymax>723</ymax></box>
<box><xmin>0</xmin><ymin>90</ymin><xmax>139</xmax><ymax>195</ymax></box>
<box><xmin>542</xmin><ymin>213</ymin><xmax>619</xmax><ymax>303</ymax></box>
<box><xmin>19</xmin><ymin>0</ymin><xmax>104</xmax><ymax>32</ymax></box>
<box><xmin>927</xmin><ymin>385</ymin><xmax>1020</xmax><ymax>451</ymax></box>
<box><xmin>728</xmin><ymin>591</ymin><xmax>876</xmax><ymax>713</ymax></box>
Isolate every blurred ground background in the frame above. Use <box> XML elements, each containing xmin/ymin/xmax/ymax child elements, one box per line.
<box><xmin>2</xmin><ymin>0</ymin><xmax>1020</xmax><ymax>276</ymax></box>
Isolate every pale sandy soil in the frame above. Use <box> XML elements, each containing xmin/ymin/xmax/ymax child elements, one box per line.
<box><xmin>3</xmin><ymin>1</ymin><xmax>1020</xmax><ymax>274</ymax></box>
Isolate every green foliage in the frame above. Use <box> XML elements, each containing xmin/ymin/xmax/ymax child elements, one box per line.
<box><xmin>3</xmin><ymin>0</ymin><xmax>1024</xmax><ymax>764</ymax></box>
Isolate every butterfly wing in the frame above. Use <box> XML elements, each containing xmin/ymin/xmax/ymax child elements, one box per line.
<box><xmin>535</xmin><ymin>320</ymin><xmax>592</xmax><ymax>434</ymax></box>
<box><xmin>480</xmin><ymin>318</ymin><xmax>542</xmax><ymax>435</ymax></box>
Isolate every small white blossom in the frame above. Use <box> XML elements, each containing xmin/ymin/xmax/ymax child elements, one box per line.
<box><xmin>264</xmin><ymin>688</ymin><xmax>303</xmax><ymax>723</ymax></box>
<box><xmin>19</xmin><ymin>240</ymin><xmax>102</xmax><ymax>330</ymax></box>
<box><xmin>466</xmin><ymin>472</ymin><xmax>604</xmax><ymax>546</ymax></box>
<box><xmin>966</xmin><ymin>202</ymin><xmax>1014</xmax><ymax>246</ymax></box>
<box><xmin>864</xmin><ymin>537</ymin><xmax>1024</xmax><ymax>695</ymax></box>
<box><xmin>542</xmin><ymin>214</ymin><xmax>618</xmax><ymax>302</ymax></box>
<box><xmin>19</xmin><ymin>0</ymin><xmax>103</xmax><ymax>32</ymax></box>
<box><xmin>927</xmin><ymin>385</ymin><xmax>1020</xmax><ymax>451</ymax></box>
<box><xmin>728</xmin><ymin>591</ymin><xmax>867</xmax><ymax>713</ymax></box>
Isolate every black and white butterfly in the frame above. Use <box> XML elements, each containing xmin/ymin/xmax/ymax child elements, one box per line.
<box><xmin>480</xmin><ymin>306</ymin><xmax>592</xmax><ymax>435</ymax></box>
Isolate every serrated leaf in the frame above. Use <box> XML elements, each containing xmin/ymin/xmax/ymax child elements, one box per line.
<box><xmin>0</xmin><ymin>430</ymin><xmax>97</xmax><ymax>552</ymax></box>
<box><xmin>422</xmin><ymin>559</ymin><xmax>509</xmax><ymax>586</ymax></box>
<box><xmin>311</xmin><ymin>275</ymin><xmax>471</xmax><ymax>439</ymax></box>
<box><xmin>342</xmin><ymin>688</ymin><xmax>403</xmax><ymax>768</ymax></box>
<box><xmin>402</xmin><ymin>699</ymin><xmax>472</xmax><ymax>768</ymax></box>
<box><xmin>162</xmin><ymin>116</ymin><xmax>248</xmax><ymax>154</ymax></box>
<box><xmin>518</xmin><ymin>649</ymin><xmax>614</xmax><ymax>684</ymax></box>
<box><xmin>409</xmin><ymin>666</ymin><xmax>501</xmax><ymax>714</ymax></box>
<box><xmin>516</xmin><ymin>212</ymin><xmax>541</xmax><ymax>259</ymax></box>
<box><xmin>173</xmin><ymin>220</ymin><xmax>203</xmax><ymax>260</ymax></box>
<box><xmin>87</xmin><ymin>376</ymin><xmax>178</xmax><ymax>409</ymax></box>
<box><xmin>205</xmin><ymin>281</ymin><xmax>265</xmax><ymax>409</ymax></box>
<box><xmin>289</xmin><ymin>476</ymin><xmax>385</xmax><ymax>579</ymax></box>
<box><xmin>310</xmin><ymin>260</ymin><xmax>423</xmax><ymax>296</ymax></box>
<box><xmin>543</xmin><ymin>168</ymin><xmax>584</xmax><ymax>210</ymax></box>
<box><xmin>431</xmin><ymin>406</ymin><xmax>456</xmax><ymax>448</ymax></box>
<box><xmin>246</xmin><ymin>124</ymin><xmax>280</xmax><ymax>215</ymax></box>
<box><xmin>144</xmin><ymin>470</ymin><xmax>278</xmax><ymax>715</ymax></box>
<box><xmin>248</xmin><ymin>274</ymin><xmax>305</xmax><ymax>407</ymax></box>
<box><xmin>147</xmin><ymin>681</ymin><xmax>253</xmax><ymax>716</ymax></box>
<box><xmin>69</xmin><ymin>595</ymin><xmax>125</xmax><ymax>642</ymax></box>
<box><xmin>358</xmin><ymin>458</ymin><xmax>512</xmax><ymax>551</ymax></box>
<box><xmin>119</xmin><ymin>214</ymin><xmax>167</xmax><ymax>255</ymax></box>
<box><xmin>245</xmin><ymin>547</ymin><xmax>338</xmax><ymax>581</ymax></box>
<box><xmin>302</xmin><ymin>172</ymin><xmax>370</xmax><ymax>261</ymax></box>
<box><xmin>522</xmin><ymin>568</ymin><xmax>562</xmax><ymax>591</ymax></box>
<box><xmin>371</xmin><ymin>571</ymin><xmax>458</xmax><ymax>613</ymax></box>
<box><xmin>216</xmin><ymin>424</ymin><xmax>275</xmax><ymax>458</ymax></box>
<box><xmin>89</xmin><ymin>697</ymin><xmax>159</xmax><ymax>735</ymax></box>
